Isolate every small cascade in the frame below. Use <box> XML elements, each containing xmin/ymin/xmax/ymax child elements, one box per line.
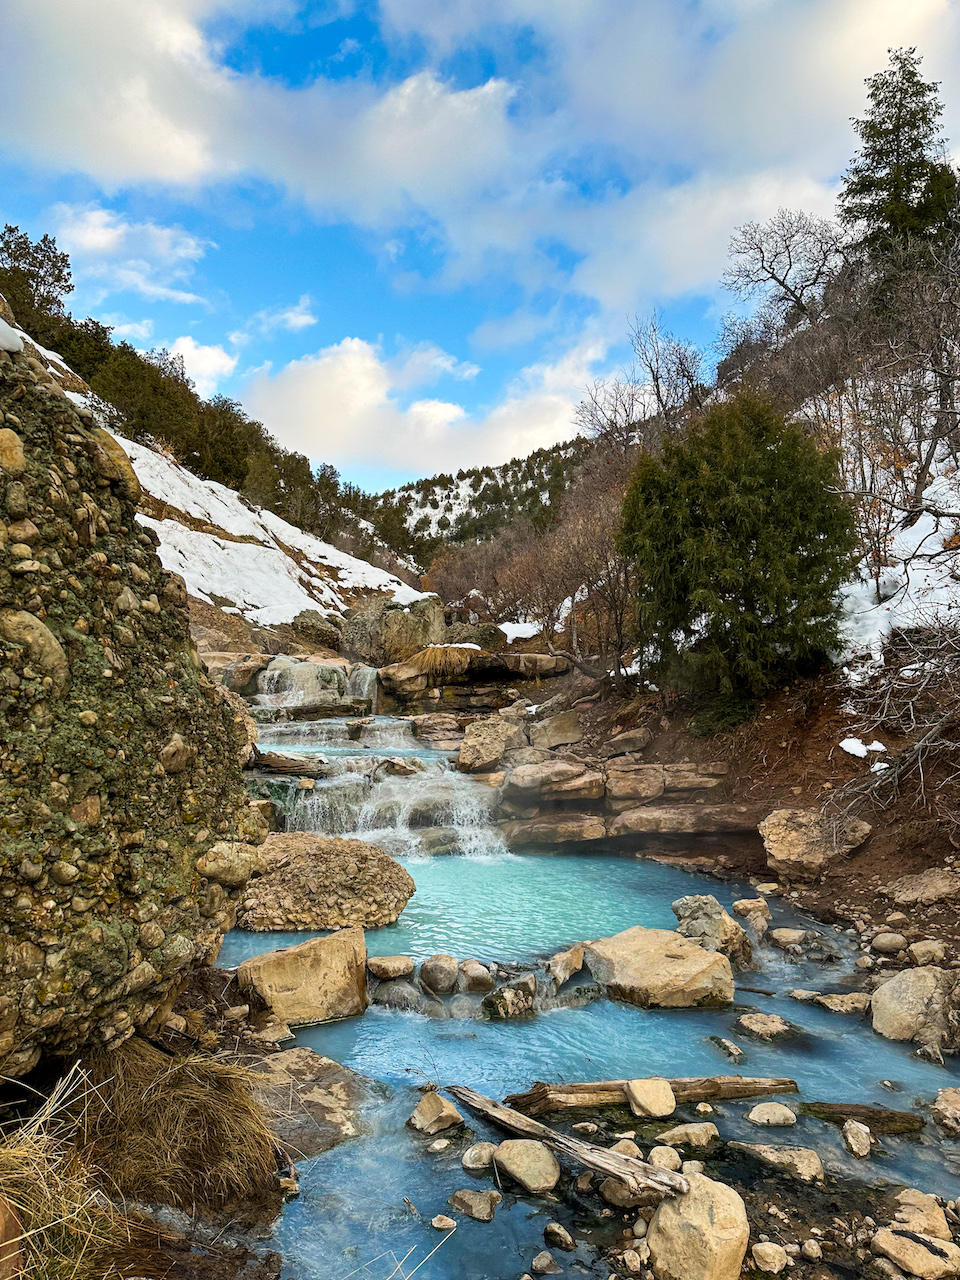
<box><xmin>346</xmin><ymin>664</ymin><xmax>379</xmax><ymax>714</ymax></box>
<box><xmin>254</xmin><ymin>715</ymin><xmax>505</xmax><ymax>857</ymax></box>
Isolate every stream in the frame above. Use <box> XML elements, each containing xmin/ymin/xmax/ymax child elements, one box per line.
<box><xmin>220</xmin><ymin>716</ymin><xmax>960</xmax><ymax>1280</ymax></box>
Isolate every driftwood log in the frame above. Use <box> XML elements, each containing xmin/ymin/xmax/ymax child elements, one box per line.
<box><xmin>252</xmin><ymin>747</ymin><xmax>327</xmax><ymax>777</ymax></box>
<box><xmin>448</xmin><ymin>1086</ymin><xmax>688</xmax><ymax>1197</ymax></box>
<box><xmin>800</xmin><ymin>1102</ymin><xmax>924</xmax><ymax>1134</ymax></box>
<box><xmin>503</xmin><ymin>1075</ymin><xmax>798</xmax><ymax>1117</ymax></box>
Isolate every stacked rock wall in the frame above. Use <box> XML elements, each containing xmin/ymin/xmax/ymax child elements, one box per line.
<box><xmin>0</xmin><ymin>337</ymin><xmax>265</xmax><ymax>1076</ymax></box>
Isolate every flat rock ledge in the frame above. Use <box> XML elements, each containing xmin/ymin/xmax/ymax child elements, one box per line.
<box><xmin>237</xmin><ymin>832</ymin><xmax>415</xmax><ymax>931</ymax></box>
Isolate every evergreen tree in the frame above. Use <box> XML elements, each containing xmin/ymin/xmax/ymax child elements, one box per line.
<box><xmin>839</xmin><ymin>48</ymin><xmax>958</xmax><ymax>248</ymax></box>
<box><xmin>619</xmin><ymin>394</ymin><xmax>857</xmax><ymax>694</ymax></box>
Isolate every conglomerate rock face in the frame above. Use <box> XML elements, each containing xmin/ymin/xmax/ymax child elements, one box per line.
<box><xmin>0</xmin><ymin>337</ymin><xmax>265</xmax><ymax>1076</ymax></box>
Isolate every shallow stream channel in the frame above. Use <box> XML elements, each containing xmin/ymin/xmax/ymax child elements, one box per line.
<box><xmin>220</xmin><ymin>717</ymin><xmax>960</xmax><ymax>1280</ymax></box>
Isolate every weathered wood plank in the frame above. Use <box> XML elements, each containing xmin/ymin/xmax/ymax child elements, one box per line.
<box><xmin>504</xmin><ymin>1075</ymin><xmax>798</xmax><ymax>1117</ymax></box>
<box><xmin>800</xmin><ymin>1102</ymin><xmax>924</xmax><ymax>1134</ymax></box>
<box><xmin>448</xmin><ymin>1085</ymin><xmax>688</xmax><ymax>1197</ymax></box>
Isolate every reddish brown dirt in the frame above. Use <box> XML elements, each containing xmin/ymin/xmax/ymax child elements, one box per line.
<box><xmin>573</xmin><ymin>674</ymin><xmax>960</xmax><ymax>959</ymax></box>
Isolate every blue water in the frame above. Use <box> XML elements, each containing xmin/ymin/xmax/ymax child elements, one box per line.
<box><xmin>231</xmin><ymin>719</ymin><xmax>960</xmax><ymax>1280</ymax></box>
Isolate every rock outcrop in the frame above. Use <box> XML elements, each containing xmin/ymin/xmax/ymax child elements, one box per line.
<box><xmin>236</xmin><ymin>833</ymin><xmax>415</xmax><ymax>931</ymax></box>
<box><xmin>584</xmin><ymin>926</ymin><xmax>734</xmax><ymax>1008</ymax></box>
<box><xmin>0</xmin><ymin>339</ymin><xmax>264</xmax><ymax>1076</ymax></box>
<box><xmin>759</xmin><ymin>808</ymin><xmax>872</xmax><ymax>881</ymax></box>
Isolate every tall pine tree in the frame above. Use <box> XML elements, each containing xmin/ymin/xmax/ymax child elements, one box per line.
<box><xmin>619</xmin><ymin>394</ymin><xmax>857</xmax><ymax>695</ymax></box>
<box><xmin>839</xmin><ymin>48</ymin><xmax>958</xmax><ymax>249</ymax></box>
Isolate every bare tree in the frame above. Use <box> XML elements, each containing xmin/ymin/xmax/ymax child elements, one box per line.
<box><xmin>722</xmin><ymin>209</ymin><xmax>848</xmax><ymax>323</ymax></box>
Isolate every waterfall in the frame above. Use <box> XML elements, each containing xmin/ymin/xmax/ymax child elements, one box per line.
<box><xmin>258</xmin><ymin>714</ymin><xmax>506</xmax><ymax>858</ymax></box>
<box><xmin>346</xmin><ymin>664</ymin><xmax>379</xmax><ymax>714</ymax></box>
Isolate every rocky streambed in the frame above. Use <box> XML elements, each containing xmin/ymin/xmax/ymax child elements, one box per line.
<box><xmin>202</xmin><ymin>708</ymin><xmax>960</xmax><ymax>1280</ymax></box>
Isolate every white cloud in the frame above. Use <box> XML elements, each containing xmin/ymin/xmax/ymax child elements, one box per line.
<box><xmin>229</xmin><ymin>295</ymin><xmax>319</xmax><ymax>345</ymax></box>
<box><xmin>53</xmin><ymin>205</ymin><xmax>211</xmax><ymax>304</ymax></box>
<box><xmin>389</xmin><ymin>342</ymin><xmax>480</xmax><ymax>389</ymax></box>
<box><xmin>243</xmin><ymin>336</ymin><xmax>602</xmax><ymax>476</ymax></box>
<box><xmin>101</xmin><ymin>315</ymin><xmax>155</xmax><ymax>341</ymax></box>
<box><xmin>170</xmin><ymin>335</ymin><xmax>238</xmax><ymax>397</ymax></box>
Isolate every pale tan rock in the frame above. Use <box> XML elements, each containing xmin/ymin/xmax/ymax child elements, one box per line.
<box><xmin>910</xmin><ymin>940</ymin><xmax>948</xmax><ymax>966</ymax></box>
<box><xmin>726</xmin><ymin>1142</ymin><xmax>824</xmax><ymax>1182</ymax></box>
<box><xmin>842</xmin><ymin>1118</ymin><xmax>872</xmax><ymax>1157</ymax></box>
<box><xmin>610</xmin><ymin>1138</ymin><xmax>642</xmax><ymax>1158</ymax></box>
<box><xmin>368</xmin><ymin>955</ymin><xmax>415</xmax><ymax>979</ymax></box>
<box><xmin>421</xmin><ymin>953</ymin><xmax>459</xmax><ymax>993</ymax></box>
<box><xmin>408</xmin><ymin>1091</ymin><xmax>464</xmax><ymax>1136</ymax></box>
<box><xmin>458</xmin><ymin>958</ymin><xmax>494</xmax><ymax>993</ymax></box>
<box><xmin>815</xmin><ymin>992</ymin><xmax>871</xmax><ymax>1015</ymax></box>
<box><xmin>871</xmin><ymin>1227</ymin><xmax>960</xmax><ymax>1278</ymax></box>
<box><xmin>871</xmin><ymin>967</ymin><xmax>959</xmax><ymax>1049</ymax></box>
<box><xmin>769</xmin><ymin>927</ymin><xmax>806</xmax><ymax>948</ymax></box>
<box><xmin>459</xmin><ymin>717</ymin><xmax>527</xmax><ymax>771</ymax></box>
<box><xmin>746</xmin><ymin>1102</ymin><xmax>797</xmax><ymax>1126</ymax></box>
<box><xmin>236</xmin><ymin>927</ymin><xmax>367</xmax><ymax>1025</ymax></box>
<box><xmin>544</xmin><ymin>1221</ymin><xmax>575</xmax><ymax>1251</ymax></box>
<box><xmin>584</xmin><ymin>926</ymin><xmax>734</xmax><ymax>1009</ymax></box>
<box><xmin>599</xmin><ymin>1177</ymin><xmax>645</xmax><ymax>1208</ymax></box>
<box><xmin>732</xmin><ymin>897</ymin><xmax>771</xmax><ymax>920</ymax></box>
<box><xmin>884</xmin><ymin>868</ymin><xmax>960</xmax><ymax>907</ymax></box>
<box><xmin>530</xmin><ymin>1250</ymin><xmax>561</xmax><ymax>1275</ymax></box>
<box><xmin>0</xmin><ymin>608</ymin><xmax>69</xmax><ymax>691</ymax></box>
<box><xmin>502</xmin><ymin>814</ymin><xmax>608</xmax><ymax>845</ymax></box>
<box><xmin>624</xmin><ymin>1076</ymin><xmax>676</xmax><ymax>1119</ymax></box>
<box><xmin>604</xmin><ymin>765</ymin><xmax>665</xmax><ymax>805</ymax></box>
<box><xmin>873</xmin><ymin>932</ymin><xmax>908</xmax><ymax>955</ymax></box>
<box><xmin>448</xmin><ymin>1188</ymin><xmax>501</xmax><ymax>1221</ymax></box>
<box><xmin>752</xmin><ymin>1242</ymin><xmax>788</xmax><ymax>1273</ymax></box>
<box><xmin>736</xmin><ymin>1012</ymin><xmax>792</xmax><ymax>1040</ymax></box>
<box><xmin>655</xmin><ymin>1122</ymin><xmax>718</xmax><ymax>1149</ymax></box>
<box><xmin>895</xmin><ymin>1189</ymin><xmax>952</xmax><ymax>1241</ymax></box>
<box><xmin>932</xmin><ymin>1087</ymin><xmax>960</xmax><ymax>1136</ymax></box>
<box><xmin>494</xmin><ymin>1139</ymin><xmax>561</xmax><ymax>1192</ymax></box>
<box><xmin>462</xmin><ymin>1142</ymin><xmax>497</xmax><ymax>1170</ymax></box>
<box><xmin>431</xmin><ymin>1214</ymin><xmax>456</xmax><ymax>1230</ymax></box>
<box><xmin>0</xmin><ymin>429</ymin><xmax>24</xmax><ymax>475</ymax></box>
<box><xmin>548</xmin><ymin>944</ymin><xmax>584</xmax><ymax>986</ymax></box>
<box><xmin>646</xmin><ymin>1173</ymin><xmax>749</xmax><ymax>1280</ymax></box>
<box><xmin>647</xmin><ymin>1145</ymin><xmax>682</xmax><ymax>1171</ymax></box>
<box><xmin>759</xmin><ymin>808</ymin><xmax>871</xmax><ymax>881</ymax></box>
<box><xmin>672</xmin><ymin>894</ymin><xmax>753</xmax><ymax>971</ymax></box>
<box><xmin>529</xmin><ymin>709</ymin><xmax>582</xmax><ymax>749</ymax></box>
<box><xmin>608</xmin><ymin>805</ymin><xmax>758</xmax><ymax>836</ymax></box>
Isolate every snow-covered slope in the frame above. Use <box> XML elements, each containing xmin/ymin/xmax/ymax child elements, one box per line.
<box><xmin>114</xmin><ymin>435</ymin><xmax>429</xmax><ymax>626</ymax></box>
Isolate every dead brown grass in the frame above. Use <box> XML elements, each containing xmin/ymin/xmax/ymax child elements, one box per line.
<box><xmin>407</xmin><ymin>645</ymin><xmax>482</xmax><ymax>681</ymax></box>
<box><xmin>76</xmin><ymin>1037</ymin><xmax>278</xmax><ymax>1214</ymax></box>
<box><xmin>0</xmin><ymin>1068</ymin><xmax>128</xmax><ymax>1280</ymax></box>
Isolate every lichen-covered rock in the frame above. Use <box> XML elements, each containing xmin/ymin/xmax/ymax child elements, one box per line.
<box><xmin>236</xmin><ymin>832</ymin><xmax>415</xmax><ymax>931</ymax></box>
<box><xmin>0</xmin><ymin>343</ymin><xmax>262</xmax><ymax>1076</ymax></box>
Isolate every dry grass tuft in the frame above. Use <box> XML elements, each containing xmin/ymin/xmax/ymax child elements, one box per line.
<box><xmin>407</xmin><ymin>645</ymin><xmax>482</xmax><ymax>681</ymax></box>
<box><xmin>0</xmin><ymin>1068</ymin><xmax>128</xmax><ymax>1280</ymax></box>
<box><xmin>76</xmin><ymin>1037</ymin><xmax>278</xmax><ymax>1213</ymax></box>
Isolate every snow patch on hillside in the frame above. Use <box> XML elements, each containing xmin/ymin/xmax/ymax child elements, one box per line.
<box><xmin>112</xmin><ymin>433</ymin><xmax>429</xmax><ymax>625</ymax></box>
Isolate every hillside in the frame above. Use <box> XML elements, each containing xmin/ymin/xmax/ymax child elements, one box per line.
<box><xmin>373</xmin><ymin>435</ymin><xmax>593</xmax><ymax>559</ymax></box>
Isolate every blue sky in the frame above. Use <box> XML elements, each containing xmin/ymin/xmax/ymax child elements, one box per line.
<box><xmin>2</xmin><ymin>0</ymin><xmax>958</xmax><ymax>490</ymax></box>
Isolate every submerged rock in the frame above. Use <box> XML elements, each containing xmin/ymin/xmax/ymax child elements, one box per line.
<box><xmin>584</xmin><ymin>926</ymin><xmax>735</xmax><ymax>1009</ymax></box>
<box><xmin>646</xmin><ymin>1173</ymin><xmax>749</xmax><ymax>1280</ymax></box>
<box><xmin>736</xmin><ymin>1013</ymin><xmax>793</xmax><ymax>1040</ymax></box>
<box><xmin>448</xmin><ymin>1188</ymin><xmax>501</xmax><ymax>1221</ymax></box>
<box><xmin>244</xmin><ymin>1045</ymin><xmax>369</xmax><ymax>1158</ymax></box>
<box><xmin>236</xmin><ymin>927</ymin><xmax>367</xmax><ymax>1025</ymax></box>
<box><xmin>236</xmin><ymin>833</ymin><xmax>415</xmax><ymax>932</ymax></box>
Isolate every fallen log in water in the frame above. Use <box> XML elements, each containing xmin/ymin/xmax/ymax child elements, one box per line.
<box><xmin>447</xmin><ymin>1085</ymin><xmax>688</xmax><ymax>1198</ymax></box>
<box><xmin>503</xmin><ymin>1075</ymin><xmax>799</xmax><ymax>1117</ymax></box>
<box><xmin>800</xmin><ymin>1102</ymin><xmax>924</xmax><ymax>1134</ymax></box>
<box><xmin>251</xmin><ymin>747</ymin><xmax>327</xmax><ymax>777</ymax></box>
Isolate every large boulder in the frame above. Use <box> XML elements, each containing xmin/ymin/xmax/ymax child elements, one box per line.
<box><xmin>600</xmin><ymin>727</ymin><xmax>653</xmax><ymax>758</ymax></box>
<box><xmin>236</xmin><ymin>833</ymin><xmax>415</xmax><ymax>931</ymax></box>
<box><xmin>584</xmin><ymin>926</ymin><xmax>734</xmax><ymax>1008</ymax></box>
<box><xmin>256</xmin><ymin>656</ymin><xmax>346</xmax><ymax>705</ymax></box>
<box><xmin>504</xmin><ymin>760</ymin><xmax>604</xmax><ymax>802</ymax></box>
<box><xmin>604</xmin><ymin>763</ymin><xmax>665</xmax><ymax>807</ymax></box>
<box><xmin>671</xmin><ymin>895</ymin><xmax>754</xmax><ymax>971</ymax></box>
<box><xmin>344</xmin><ymin>596</ymin><xmax>446</xmax><ymax>666</ymax></box>
<box><xmin>0</xmin><ymin>345</ymin><xmax>264</xmax><ymax>1077</ymax></box>
<box><xmin>646</xmin><ymin>1173</ymin><xmax>749</xmax><ymax>1280</ymax></box>
<box><xmin>529</xmin><ymin>710</ymin><xmax>582</xmax><ymax>750</ymax></box>
<box><xmin>247</xmin><ymin>1045</ymin><xmax>368</xmax><ymax>1158</ymax></box>
<box><xmin>502</xmin><ymin>814</ymin><xmax>608</xmax><ymax>845</ymax></box>
<box><xmin>870</xmin><ymin>1227</ymin><xmax>960</xmax><ymax>1278</ymax></box>
<box><xmin>758</xmin><ymin>808</ymin><xmax>871</xmax><ymax>881</ymax></box>
<box><xmin>236</xmin><ymin>927</ymin><xmax>367</xmax><ymax>1025</ymax></box>
<box><xmin>459</xmin><ymin>717</ymin><xmax>527</xmax><ymax>772</ymax></box>
<box><xmin>609</xmin><ymin>806</ymin><xmax>759</xmax><ymax>836</ymax></box>
<box><xmin>871</xmin><ymin>967</ymin><xmax>960</xmax><ymax>1052</ymax></box>
<box><xmin>410</xmin><ymin>713</ymin><xmax>464</xmax><ymax>750</ymax></box>
<box><xmin>291</xmin><ymin>609</ymin><xmax>342</xmax><ymax>652</ymax></box>
<box><xmin>726</xmin><ymin>1142</ymin><xmax>824</xmax><ymax>1183</ymax></box>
